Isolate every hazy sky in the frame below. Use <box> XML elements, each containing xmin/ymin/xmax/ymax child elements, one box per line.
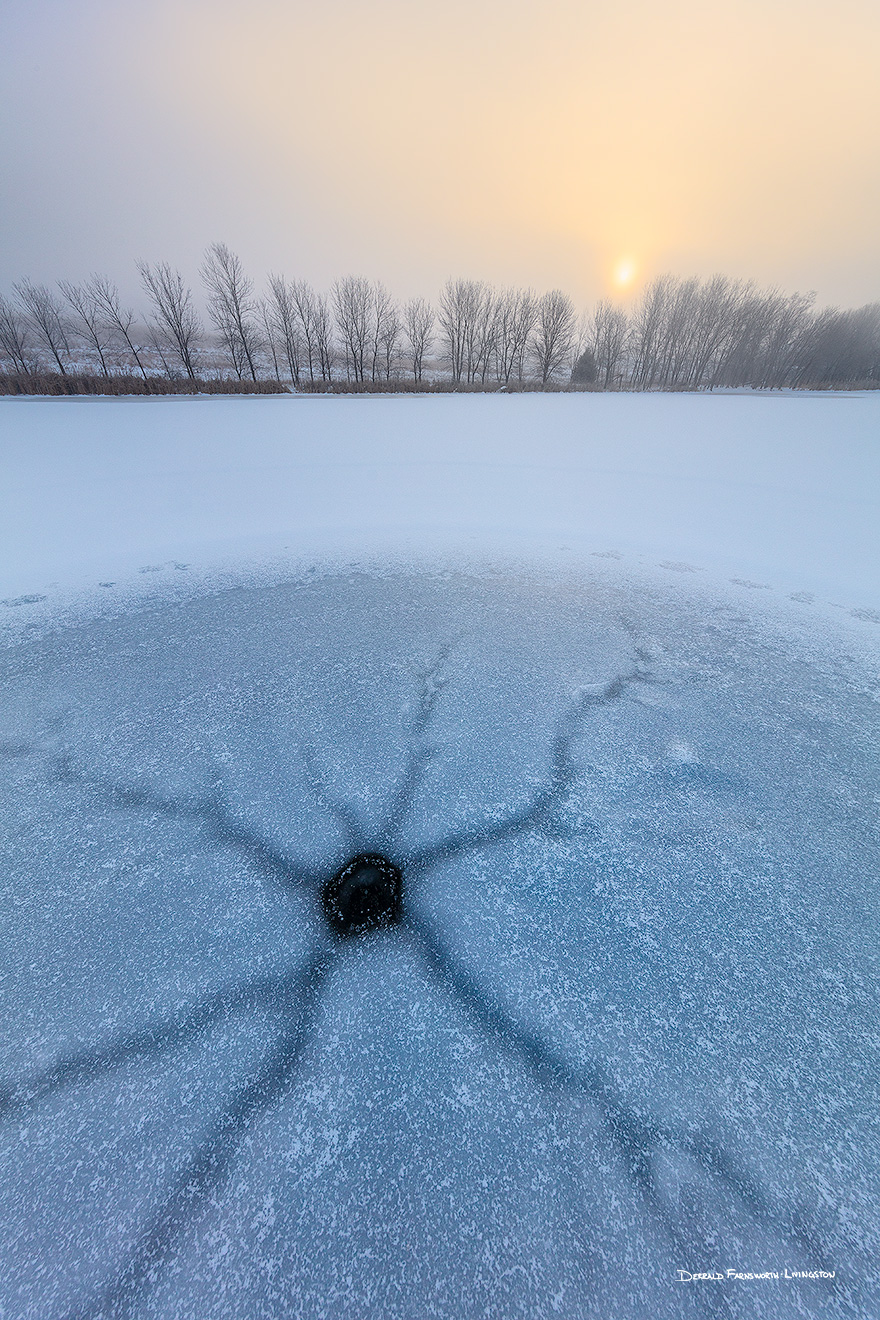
<box><xmin>2</xmin><ymin>0</ymin><xmax>878</xmax><ymax>308</ymax></box>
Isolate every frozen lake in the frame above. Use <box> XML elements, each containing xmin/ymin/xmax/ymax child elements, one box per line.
<box><xmin>0</xmin><ymin>394</ymin><xmax>878</xmax><ymax>1318</ymax></box>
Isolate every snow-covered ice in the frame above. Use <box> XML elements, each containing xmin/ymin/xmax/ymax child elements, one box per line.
<box><xmin>1</xmin><ymin>392</ymin><xmax>879</xmax><ymax>619</ymax></box>
<box><xmin>0</xmin><ymin>394</ymin><xmax>878</xmax><ymax>1319</ymax></box>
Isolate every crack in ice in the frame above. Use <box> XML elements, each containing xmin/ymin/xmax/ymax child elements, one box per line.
<box><xmin>0</xmin><ymin>646</ymin><xmax>854</xmax><ymax>1318</ymax></box>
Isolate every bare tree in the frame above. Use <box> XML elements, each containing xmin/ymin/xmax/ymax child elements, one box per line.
<box><xmin>0</xmin><ymin>293</ymin><xmax>36</xmax><ymax>375</ymax></box>
<box><xmin>291</xmin><ymin>280</ymin><xmax>319</xmax><ymax>383</ymax></box>
<box><xmin>473</xmin><ymin>289</ymin><xmax>500</xmax><ymax>383</ymax></box>
<box><xmin>138</xmin><ymin>262</ymin><xmax>201</xmax><ymax>380</ymax></box>
<box><xmin>266</xmin><ymin>275</ymin><xmax>302</xmax><ymax>385</ymax></box>
<box><xmin>681</xmin><ymin>276</ymin><xmax>748</xmax><ymax>388</ymax></box>
<box><xmin>623</xmin><ymin>275</ymin><xmax>766</xmax><ymax>390</ymax></box>
<box><xmin>59</xmin><ymin>281</ymin><xmax>115</xmax><ymax>377</ymax></box>
<box><xmin>334</xmin><ymin>276</ymin><xmax>372</xmax><ymax>382</ymax></box>
<box><xmin>651</xmin><ymin>275</ymin><xmax>745</xmax><ymax>389</ymax></box>
<box><xmin>437</xmin><ymin>279</ymin><xmax>468</xmax><ymax>383</ymax></box>
<box><xmin>713</xmin><ymin>286</ymin><xmax>814</xmax><ymax>390</ymax></box>
<box><xmin>533</xmin><ymin>289</ymin><xmax>576</xmax><ymax>385</ymax></box>
<box><xmin>7</xmin><ymin>253</ymin><xmax>877</xmax><ymax>396</ymax></box>
<box><xmin>87</xmin><ymin>276</ymin><xmax>151</xmax><ymax>381</ymax></box>
<box><xmin>201</xmin><ymin>243</ymin><xmax>262</xmax><ymax>382</ymax></box>
<box><xmin>146</xmin><ymin>323</ymin><xmax>176</xmax><ymax>380</ymax></box>
<box><xmin>789</xmin><ymin>301</ymin><xmax>880</xmax><ymax>387</ymax></box>
<box><xmin>14</xmin><ymin>280</ymin><xmax>72</xmax><ymax>375</ymax></box>
<box><xmin>465</xmin><ymin>283</ymin><xmax>494</xmax><ymax>384</ymax></box>
<box><xmin>653</xmin><ymin>277</ymin><xmax>700</xmax><ymax>388</ymax></box>
<box><xmin>403</xmin><ymin>298</ymin><xmax>434</xmax><ymax>381</ymax></box>
<box><xmin>629</xmin><ymin>275</ymin><xmax>674</xmax><ymax>389</ymax></box>
<box><xmin>312</xmin><ymin>292</ymin><xmax>336</xmax><ymax>382</ymax></box>
<box><xmin>495</xmin><ymin>288</ymin><xmax>536</xmax><ymax>384</ymax></box>
<box><xmin>281</xmin><ymin>279</ymin><xmax>336</xmax><ymax>384</ymax></box>
<box><xmin>760</xmin><ymin>291</ymin><xmax>815</xmax><ymax>388</ymax></box>
<box><xmin>437</xmin><ymin>279</ymin><xmax>491</xmax><ymax>383</ymax></box>
<box><xmin>258</xmin><ymin>298</ymin><xmax>283</xmax><ymax>381</ymax></box>
<box><xmin>712</xmin><ymin>287</ymin><xmax>772</xmax><ymax>388</ymax></box>
<box><xmin>378</xmin><ymin>295</ymin><xmax>402</xmax><ymax>381</ymax></box>
<box><xmin>588</xmin><ymin>299</ymin><xmax>629</xmax><ymax>388</ymax></box>
<box><xmin>367</xmin><ymin>282</ymin><xmax>401</xmax><ymax>381</ymax></box>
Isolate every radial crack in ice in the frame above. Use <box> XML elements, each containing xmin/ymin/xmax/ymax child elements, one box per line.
<box><xmin>0</xmin><ymin>577</ymin><xmax>873</xmax><ymax>1320</ymax></box>
<box><xmin>65</xmin><ymin>943</ymin><xmax>334</xmax><ymax>1320</ymax></box>
<box><xmin>405</xmin><ymin>917</ymin><xmax>837</xmax><ymax>1289</ymax></box>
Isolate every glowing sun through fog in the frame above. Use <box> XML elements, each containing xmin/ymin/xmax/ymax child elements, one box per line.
<box><xmin>612</xmin><ymin>258</ymin><xmax>637</xmax><ymax>291</ymax></box>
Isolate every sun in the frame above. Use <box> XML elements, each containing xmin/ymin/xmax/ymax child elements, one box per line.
<box><xmin>612</xmin><ymin>257</ymin><xmax>637</xmax><ymax>289</ymax></box>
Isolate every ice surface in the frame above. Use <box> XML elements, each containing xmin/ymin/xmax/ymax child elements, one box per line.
<box><xmin>1</xmin><ymin>392</ymin><xmax>879</xmax><ymax>621</ymax></box>
<box><xmin>0</xmin><ymin>395</ymin><xmax>878</xmax><ymax>1318</ymax></box>
<box><xmin>0</xmin><ymin>568</ymin><xmax>877</xmax><ymax>1319</ymax></box>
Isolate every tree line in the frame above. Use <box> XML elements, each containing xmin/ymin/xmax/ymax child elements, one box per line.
<box><xmin>1</xmin><ymin>243</ymin><xmax>878</xmax><ymax>392</ymax></box>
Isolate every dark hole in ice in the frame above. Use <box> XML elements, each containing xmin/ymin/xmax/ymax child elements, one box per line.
<box><xmin>322</xmin><ymin>852</ymin><xmax>403</xmax><ymax>936</ymax></box>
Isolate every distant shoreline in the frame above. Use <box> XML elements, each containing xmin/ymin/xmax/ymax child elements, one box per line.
<box><xmin>2</xmin><ymin>372</ymin><xmax>877</xmax><ymax>398</ymax></box>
